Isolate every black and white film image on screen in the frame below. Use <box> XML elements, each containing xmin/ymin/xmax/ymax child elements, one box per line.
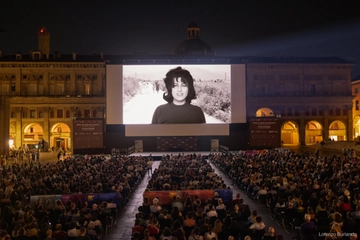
<box><xmin>123</xmin><ymin>65</ymin><xmax>231</xmax><ymax>124</ymax></box>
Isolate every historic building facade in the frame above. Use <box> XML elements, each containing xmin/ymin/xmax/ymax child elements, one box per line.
<box><xmin>351</xmin><ymin>79</ymin><xmax>360</xmax><ymax>139</ymax></box>
<box><xmin>0</xmin><ymin>28</ymin><xmax>105</xmax><ymax>154</ymax></box>
<box><xmin>246</xmin><ymin>56</ymin><xmax>354</xmax><ymax>145</ymax></box>
<box><xmin>0</xmin><ymin>25</ymin><xmax>356</xmax><ymax>155</ymax></box>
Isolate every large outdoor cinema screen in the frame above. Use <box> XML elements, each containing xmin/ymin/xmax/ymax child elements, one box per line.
<box><xmin>106</xmin><ymin>64</ymin><xmax>246</xmax><ymax>136</ymax></box>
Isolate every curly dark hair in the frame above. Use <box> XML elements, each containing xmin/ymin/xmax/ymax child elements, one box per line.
<box><xmin>163</xmin><ymin>66</ymin><xmax>197</xmax><ymax>103</ymax></box>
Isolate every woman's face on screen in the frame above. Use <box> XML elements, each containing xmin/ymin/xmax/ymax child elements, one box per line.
<box><xmin>172</xmin><ymin>77</ymin><xmax>188</xmax><ymax>105</ymax></box>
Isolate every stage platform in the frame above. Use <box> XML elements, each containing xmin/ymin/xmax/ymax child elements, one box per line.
<box><xmin>128</xmin><ymin>151</ymin><xmax>214</xmax><ymax>160</ymax></box>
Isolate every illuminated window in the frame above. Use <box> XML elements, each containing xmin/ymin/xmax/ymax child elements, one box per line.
<box><xmin>85</xmin><ymin>84</ymin><xmax>91</xmax><ymax>95</ymax></box>
<box><xmin>30</xmin><ymin>110</ymin><xmax>36</xmax><ymax>118</ymax></box>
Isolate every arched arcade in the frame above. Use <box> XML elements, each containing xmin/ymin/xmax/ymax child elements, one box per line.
<box><xmin>305</xmin><ymin>121</ymin><xmax>323</xmax><ymax>145</ymax></box>
<box><xmin>23</xmin><ymin>123</ymin><xmax>44</xmax><ymax>150</ymax></box>
<box><xmin>281</xmin><ymin>121</ymin><xmax>299</xmax><ymax>145</ymax></box>
<box><xmin>255</xmin><ymin>107</ymin><xmax>275</xmax><ymax>117</ymax></box>
<box><xmin>50</xmin><ymin>123</ymin><xmax>71</xmax><ymax>151</ymax></box>
<box><xmin>329</xmin><ymin>120</ymin><xmax>347</xmax><ymax>141</ymax></box>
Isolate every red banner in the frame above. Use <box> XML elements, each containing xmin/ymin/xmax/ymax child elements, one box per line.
<box><xmin>143</xmin><ymin>191</ymin><xmax>179</xmax><ymax>205</ymax></box>
<box><xmin>143</xmin><ymin>190</ymin><xmax>215</xmax><ymax>205</ymax></box>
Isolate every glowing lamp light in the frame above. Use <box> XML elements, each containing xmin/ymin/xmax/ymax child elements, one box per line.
<box><xmin>9</xmin><ymin>139</ymin><xmax>14</xmax><ymax>149</ymax></box>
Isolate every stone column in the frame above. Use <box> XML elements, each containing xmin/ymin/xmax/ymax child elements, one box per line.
<box><xmin>70</xmin><ymin>72</ymin><xmax>76</xmax><ymax>95</ymax></box>
<box><xmin>70</xmin><ymin>107</ymin><xmax>78</xmax><ymax>152</ymax></box>
<box><xmin>43</xmin><ymin>71</ymin><xmax>49</xmax><ymax>95</ymax></box>
<box><xmin>323</xmin><ymin>105</ymin><xmax>329</xmax><ymax>141</ymax></box>
<box><xmin>42</xmin><ymin>107</ymin><xmax>50</xmax><ymax>150</ymax></box>
<box><xmin>346</xmin><ymin>104</ymin><xmax>353</xmax><ymax>140</ymax></box>
<box><xmin>299</xmin><ymin>106</ymin><xmax>306</xmax><ymax>145</ymax></box>
<box><xmin>0</xmin><ymin>97</ymin><xmax>10</xmax><ymax>155</ymax></box>
<box><xmin>15</xmin><ymin>107</ymin><xmax>22</xmax><ymax>149</ymax></box>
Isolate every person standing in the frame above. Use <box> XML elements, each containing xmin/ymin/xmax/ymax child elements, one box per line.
<box><xmin>57</xmin><ymin>151</ymin><xmax>61</xmax><ymax>162</ymax></box>
<box><xmin>147</xmin><ymin>157</ymin><xmax>153</xmax><ymax>176</ymax></box>
<box><xmin>36</xmin><ymin>151</ymin><xmax>40</xmax><ymax>164</ymax></box>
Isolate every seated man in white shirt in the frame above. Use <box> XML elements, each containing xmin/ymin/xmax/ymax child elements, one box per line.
<box><xmin>249</xmin><ymin>216</ymin><xmax>266</xmax><ymax>231</ymax></box>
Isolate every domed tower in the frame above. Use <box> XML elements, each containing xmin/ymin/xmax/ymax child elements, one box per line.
<box><xmin>38</xmin><ymin>27</ymin><xmax>50</xmax><ymax>56</ymax></box>
<box><xmin>174</xmin><ymin>22</ymin><xmax>214</xmax><ymax>56</ymax></box>
<box><xmin>187</xmin><ymin>21</ymin><xmax>200</xmax><ymax>39</ymax></box>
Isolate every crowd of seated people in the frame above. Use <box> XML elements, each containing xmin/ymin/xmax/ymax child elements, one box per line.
<box><xmin>146</xmin><ymin>153</ymin><xmax>226</xmax><ymax>191</ymax></box>
<box><xmin>0</xmin><ymin>154</ymin><xmax>148</xmax><ymax>240</ymax></box>
<box><xmin>132</xmin><ymin>153</ymin><xmax>283</xmax><ymax>240</ymax></box>
<box><xmin>209</xmin><ymin>149</ymin><xmax>360</xmax><ymax>240</ymax></box>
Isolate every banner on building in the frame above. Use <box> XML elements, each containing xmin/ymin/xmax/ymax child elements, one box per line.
<box><xmin>134</xmin><ymin>140</ymin><xmax>143</xmax><ymax>152</ymax></box>
<box><xmin>211</xmin><ymin>139</ymin><xmax>219</xmax><ymax>151</ymax></box>
<box><xmin>249</xmin><ymin>117</ymin><xmax>281</xmax><ymax>148</ymax></box>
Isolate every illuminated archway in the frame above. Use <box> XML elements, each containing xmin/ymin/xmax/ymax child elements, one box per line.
<box><xmin>305</xmin><ymin>121</ymin><xmax>323</xmax><ymax>145</ymax></box>
<box><xmin>9</xmin><ymin>125</ymin><xmax>16</xmax><ymax>149</ymax></box>
<box><xmin>50</xmin><ymin>123</ymin><xmax>71</xmax><ymax>151</ymax></box>
<box><xmin>354</xmin><ymin>115</ymin><xmax>360</xmax><ymax>139</ymax></box>
<box><xmin>281</xmin><ymin>121</ymin><xmax>299</xmax><ymax>145</ymax></box>
<box><xmin>23</xmin><ymin>123</ymin><xmax>44</xmax><ymax>150</ymax></box>
<box><xmin>329</xmin><ymin>120</ymin><xmax>347</xmax><ymax>141</ymax></box>
<box><xmin>255</xmin><ymin>107</ymin><xmax>275</xmax><ymax>117</ymax></box>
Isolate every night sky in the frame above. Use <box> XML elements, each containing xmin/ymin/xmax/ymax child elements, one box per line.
<box><xmin>0</xmin><ymin>1</ymin><xmax>359</xmax><ymax>77</ymax></box>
